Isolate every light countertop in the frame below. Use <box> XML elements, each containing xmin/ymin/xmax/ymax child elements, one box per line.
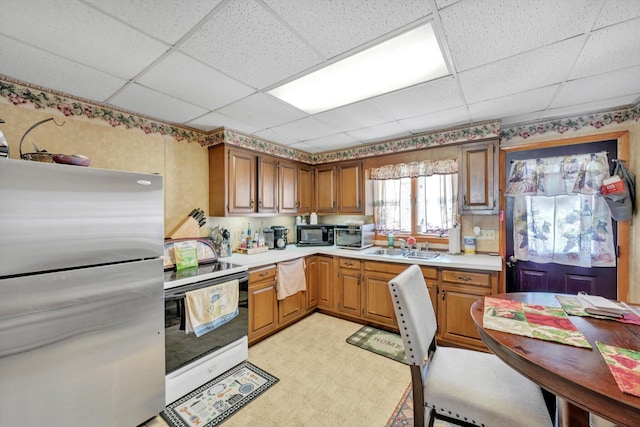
<box><xmin>221</xmin><ymin>245</ymin><xmax>503</xmax><ymax>271</ymax></box>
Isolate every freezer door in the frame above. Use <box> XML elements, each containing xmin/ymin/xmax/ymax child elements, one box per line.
<box><xmin>0</xmin><ymin>258</ymin><xmax>165</xmax><ymax>427</ymax></box>
<box><xmin>0</xmin><ymin>159</ymin><xmax>163</xmax><ymax>276</ymax></box>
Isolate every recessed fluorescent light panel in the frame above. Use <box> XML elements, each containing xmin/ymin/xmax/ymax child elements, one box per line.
<box><xmin>268</xmin><ymin>22</ymin><xmax>448</xmax><ymax>114</ymax></box>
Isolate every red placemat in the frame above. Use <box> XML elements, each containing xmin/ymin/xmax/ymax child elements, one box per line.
<box><xmin>596</xmin><ymin>341</ymin><xmax>640</xmax><ymax>397</ymax></box>
<box><xmin>556</xmin><ymin>295</ymin><xmax>640</xmax><ymax>325</ymax></box>
<box><xmin>483</xmin><ymin>297</ymin><xmax>591</xmax><ymax>348</ymax></box>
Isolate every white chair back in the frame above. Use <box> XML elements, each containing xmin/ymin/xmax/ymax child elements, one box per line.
<box><xmin>388</xmin><ymin>264</ymin><xmax>437</xmax><ymax>372</ymax></box>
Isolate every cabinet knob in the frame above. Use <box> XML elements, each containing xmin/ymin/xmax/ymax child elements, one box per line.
<box><xmin>442</xmin><ymin>289</ymin><xmax>446</xmax><ymax>301</ymax></box>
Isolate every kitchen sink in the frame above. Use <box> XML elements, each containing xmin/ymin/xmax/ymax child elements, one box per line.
<box><xmin>405</xmin><ymin>250</ymin><xmax>443</xmax><ymax>260</ymax></box>
<box><xmin>365</xmin><ymin>247</ymin><xmax>443</xmax><ymax>260</ymax></box>
<box><xmin>365</xmin><ymin>248</ymin><xmax>406</xmax><ymax>256</ymax></box>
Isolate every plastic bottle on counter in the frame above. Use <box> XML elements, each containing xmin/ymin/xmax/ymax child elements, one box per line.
<box><xmin>246</xmin><ymin>222</ymin><xmax>252</xmax><ymax>249</ymax></box>
<box><xmin>388</xmin><ymin>233</ymin><xmax>394</xmax><ymax>248</ymax></box>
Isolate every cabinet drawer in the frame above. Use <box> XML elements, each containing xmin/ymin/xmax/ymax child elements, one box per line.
<box><xmin>363</xmin><ymin>261</ymin><xmax>437</xmax><ymax>280</ymax></box>
<box><xmin>441</xmin><ymin>269</ymin><xmax>491</xmax><ymax>287</ymax></box>
<box><xmin>339</xmin><ymin>258</ymin><xmax>361</xmax><ymax>270</ymax></box>
<box><xmin>249</xmin><ymin>265</ymin><xmax>276</xmax><ymax>284</ymax></box>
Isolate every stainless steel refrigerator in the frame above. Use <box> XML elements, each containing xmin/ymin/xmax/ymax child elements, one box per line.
<box><xmin>0</xmin><ymin>159</ymin><xmax>165</xmax><ymax>426</ymax></box>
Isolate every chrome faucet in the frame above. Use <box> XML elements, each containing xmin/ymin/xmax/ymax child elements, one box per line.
<box><xmin>396</xmin><ymin>238</ymin><xmax>409</xmax><ymax>249</ymax></box>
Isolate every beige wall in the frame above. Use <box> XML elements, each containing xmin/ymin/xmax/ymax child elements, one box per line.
<box><xmin>0</xmin><ymin>103</ymin><xmax>210</xmax><ymax>236</ymax></box>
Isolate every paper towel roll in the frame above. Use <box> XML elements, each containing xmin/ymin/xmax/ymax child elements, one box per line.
<box><xmin>448</xmin><ymin>226</ymin><xmax>461</xmax><ymax>254</ymax></box>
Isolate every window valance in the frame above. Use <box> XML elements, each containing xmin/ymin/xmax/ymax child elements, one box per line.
<box><xmin>369</xmin><ymin>158</ymin><xmax>458</xmax><ymax>180</ymax></box>
<box><xmin>505</xmin><ymin>151</ymin><xmax>609</xmax><ymax>196</ymax></box>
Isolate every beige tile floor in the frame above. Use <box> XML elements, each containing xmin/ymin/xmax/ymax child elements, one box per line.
<box><xmin>144</xmin><ymin>313</ymin><xmax>410</xmax><ymax>427</ymax></box>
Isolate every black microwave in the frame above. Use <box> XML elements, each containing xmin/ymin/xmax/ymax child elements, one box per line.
<box><xmin>296</xmin><ymin>225</ymin><xmax>335</xmax><ymax>246</ymax></box>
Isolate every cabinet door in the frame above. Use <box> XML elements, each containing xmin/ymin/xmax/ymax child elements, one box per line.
<box><xmin>315</xmin><ymin>165</ymin><xmax>337</xmax><ymax>213</ymax></box>
<box><xmin>258</xmin><ymin>156</ymin><xmax>278</xmax><ymax>213</ymax></box>
<box><xmin>460</xmin><ymin>141</ymin><xmax>498</xmax><ymax>214</ymax></box>
<box><xmin>316</xmin><ymin>256</ymin><xmax>334</xmax><ymax>310</ymax></box>
<box><xmin>362</xmin><ymin>271</ymin><xmax>397</xmax><ymax>327</ymax></box>
<box><xmin>278</xmin><ymin>161</ymin><xmax>298</xmax><ymax>213</ymax></box>
<box><xmin>337</xmin><ymin>161</ymin><xmax>363</xmax><ymax>213</ymax></box>
<box><xmin>248</xmin><ymin>280</ymin><xmax>278</xmax><ymax>343</ymax></box>
<box><xmin>297</xmin><ymin>164</ymin><xmax>313</xmax><ymax>213</ymax></box>
<box><xmin>278</xmin><ymin>291</ymin><xmax>304</xmax><ymax>325</ymax></box>
<box><xmin>439</xmin><ymin>287</ymin><xmax>488</xmax><ymax>350</ymax></box>
<box><xmin>228</xmin><ymin>149</ymin><xmax>256</xmax><ymax>214</ymax></box>
<box><xmin>305</xmin><ymin>255</ymin><xmax>318</xmax><ymax>311</ymax></box>
<box><xmin>338</xmin><ymin>269</ymin><xmax>361</xmax><ymax>317</ymax></box>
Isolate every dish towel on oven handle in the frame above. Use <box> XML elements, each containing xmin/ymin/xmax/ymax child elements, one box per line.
<box><xmin>185</xmin><ymin>279</ymin><xmax>239</xmax><ymax>337</ymax></box>
<box><xmin>276</xmin><ymin>258</ymin><xmax>306</xmax><ymax>300</ymax></box>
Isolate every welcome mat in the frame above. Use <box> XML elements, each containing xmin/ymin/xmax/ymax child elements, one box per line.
<box><xmin>346</xmin><ymin>326</ymin><xmax>405</xmax><ymax>363</ymax></box>
<box><xmin>386</xmin><ymin>384</ymin><xmax>459</xmax><ymax>427</ymax></box>
<box><xmin>161</xmin><ymin>361</ymin><xmax>278</xmax><ymax>427</ymax></box>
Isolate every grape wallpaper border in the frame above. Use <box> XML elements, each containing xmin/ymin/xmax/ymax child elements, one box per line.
<box><xmin>1</xmin><ymin>76</ymin><xmax>638</xmax><ymax>165</ymax></box>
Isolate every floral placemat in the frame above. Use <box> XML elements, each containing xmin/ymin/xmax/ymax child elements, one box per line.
<box><xmin>556</xmin><ymin>295</ymin><xmax>640</xmax><ymax>325</ymax></box>
<box><xmin>483</xmin><ymin>297</ymin><xmax>592</xmax><ymax>348</ymax></box>
<box><xmin>596</xmin><ymin>341</ymin><xmax>640</xmax><ymax>397</ymax></box>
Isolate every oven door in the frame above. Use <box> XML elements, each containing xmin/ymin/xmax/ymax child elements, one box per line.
<box><xmin>164</xmin><ymin>271</ymin><xmax>248</xmax><ymax>374</ymax></box>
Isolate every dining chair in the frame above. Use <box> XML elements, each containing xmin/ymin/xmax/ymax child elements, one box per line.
<box><xmin>388</xmin><ymin>264</ymin><xmax>553</xmax><ymax>427</ymax></box>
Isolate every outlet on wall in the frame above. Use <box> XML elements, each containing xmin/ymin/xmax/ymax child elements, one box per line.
<box><xmin>476</xmin><ymin>229</ymin><xmax>496</xmax><ymax>240</ymax></box>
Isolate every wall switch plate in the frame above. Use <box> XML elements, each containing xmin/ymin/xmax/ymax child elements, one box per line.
<box><xmin>476</xmin><ymin>229</ymin><xmax>496</xmax><ymax>240</ymax></box>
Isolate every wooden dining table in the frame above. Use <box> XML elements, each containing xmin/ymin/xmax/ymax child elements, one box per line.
<box><xmin>470</xmin><ymin>292</ymin><xmax>640</xmax><ymax>427</ymax></box>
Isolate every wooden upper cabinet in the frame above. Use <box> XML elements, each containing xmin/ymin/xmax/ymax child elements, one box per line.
<box><xmin>278</xmin><ymin>160</ymin><xmax>298</xmax><ymax>214</ymax></box>
<box><xmin>297</xmin><ymin>164</ymin><xmax>313</xmax><ymax>213</ymax></box>
<box><xmin>337</xmin><ymin>161</ymin><xmax>363</xmax><ymax>214</ymax></box>
<box><xmin>460</xmin><ymin>140</ymin><xmax>498</xmax><ymax>214</ymax></box>
<box><xmin>227</xmin><ymin>148</ymin><xmax>256</xmax><ymax>214</ymax></box>
<box><xmin>315</xmin><ymin>165</ymin><xmax>337</xmax><ymax>213</ymax></box>
<box><xmin>258</xmin><ymin>156</ymin><xmax>278</xmax><ymax>213</ymax></box>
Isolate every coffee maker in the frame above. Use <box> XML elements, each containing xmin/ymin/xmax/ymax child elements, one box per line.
<box><xmin>271</xmin><ymin>226</ymin><xmax>289</xmax><ymax>250</ymax></box>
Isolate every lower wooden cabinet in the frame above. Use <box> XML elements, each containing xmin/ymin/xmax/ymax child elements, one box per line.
<box><xmin>438</xmin><ymin>268</ymin><xmax>498</xmax><ymax>351</ymax></box>
<box><xmin>249</xmin><ymin>256</ymin><xmax>498</xmax><ymax>352</ymax></box>
<box><xmin>248</xmin><ymin>265</ymin><xmax>278</xmax><ymax>345</ymax></box>
<box><xmin>278</xmin><ymin>291</ymin><xmax>304</xmax><ymax>325</ymax></box>
<box><xmin>316</xmin><ymin>255</ymin><xmax>334</xmax><ymax>310</ymax></box>
<box><xmin>337</xmin><ymin>258</ymin><xmax>361</xmax><ymax>317</ymax></box>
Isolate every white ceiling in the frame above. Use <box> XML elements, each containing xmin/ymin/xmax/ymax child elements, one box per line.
<box><xmin>1</xmin><ymin>0</ymin><xmax>639</xmax><ymax>153</ymax></box>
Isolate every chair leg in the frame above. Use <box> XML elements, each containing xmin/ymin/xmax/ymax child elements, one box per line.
<box><xmin>410</xmin><ymin>365</ymin><xmax>425</xmax><ymax>427</ymax></box>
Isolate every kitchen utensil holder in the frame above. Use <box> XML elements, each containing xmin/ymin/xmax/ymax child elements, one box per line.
<box><xmin>167</xmin><ymin>217</ymin><xmax>200</xmax><ymax>239</ymax></box>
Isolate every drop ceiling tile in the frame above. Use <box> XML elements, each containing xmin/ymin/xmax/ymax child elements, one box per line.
<box><xmin>263</xmin><ymin>0</ymin><xmax>433</xmax><ymax>58</ymax></box>
<box><xmin>216</xmin><ymin>93</ymin><xmax>306</xmax><ymax>130</ymax></box>
<box><xmin>440</xmin><ymin>0</ymin><xmax>600</xmax><ymax>71</ymax></box>
<box><xmin>314</xmin><ymin>101</ymin><xmax>391</xmax><ymax>132</ymax></box>
<box><xmin>570</xmin><ymin>18</ymin><xmax>640</xmax><ymax>79</ymax></box>
<box><xmin>179</xmin><ymin>0</ymin><xmax>323</xmax><ymax>89</ymax></box>
<box><xmin>468</xmin><ymin>85</ymin><xmax>560</xmax><ymax>122</ymax></box>
<box><xmin>0</xmin><ymin>35</ymin><xmax>126</xmax><ymax>102</ymax></box>
<box><xmin>288</xmin><ymin>142</ymin><xmax>323</xmax><ymax>153</ymax></box>
<box><xmin>263</xmin><ymin>117</ymin><xmax>337</xmax><ymax>142</ymax></box>
<box><xmin>346</xmin><ymin>122</ymin><xmax>410</xmax><ymax>143</ymax></box>
<box><xmin>186</xmin><ymin>112</ymin><xmax>261</xmax><ymax>133</ymax></box>
<box><xmin>435</xmin><ymin>0</ymin><xmax>463</xmax><ymax>9</ymax></box>
<box><xmin>399</xmin><ymin>106</ymin><xmax>471</xmax><ymax>134</ymax></box>
<box><xmin>541</xmin><ymin>94</ymin><xmax>640</xmax><ymax>121</ymax></box>
<box><xmin>459</xmin><ymin>37</ymin><xmax>584</xmax><ymax>103</ymax></box>
<box><xmin>83</xmin><ymin>0</ymin><xmax>224</xmax><ymax>44</ymax></box>
<box><xmin>109</xmin><ymin>83</ymin><xmax>208</xmax><ymax>124</ymax></box>
<box><xmin>138</xmin><ymin>52</ymin><xmax>255</xmax><ymax>110</ymax></box>
<box><xmin>1</xmin><ymin>0</ymin><xmax>167</xmax><ymax>80</ymax></box>
<box><xmin>253</xmin><ymin>128</ymin><xmax>302</xmax><ymax>146</ymax></box>
<box><xmin>553</xmin><ymin>65</ymin><xmax>640</xmax><ymax>108</ymax></box>
<box><xmin>593</xmin><ymin>0</ymin><xmax>640</xmax><ymax>29</ymax></box>
<box><xmin>302</xmin><ymin>133</ymin><xmax>361</xmax><ymax>152</ymax></box>
<box><xmin>371</xmin><ymin>76</ymin><xmax>464</xmax><ymax>120</ymax></box>
<box><xmin>542</xmin><ymin>95</ymin><xmax>640</xmax><ymax>121</ymax></box>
